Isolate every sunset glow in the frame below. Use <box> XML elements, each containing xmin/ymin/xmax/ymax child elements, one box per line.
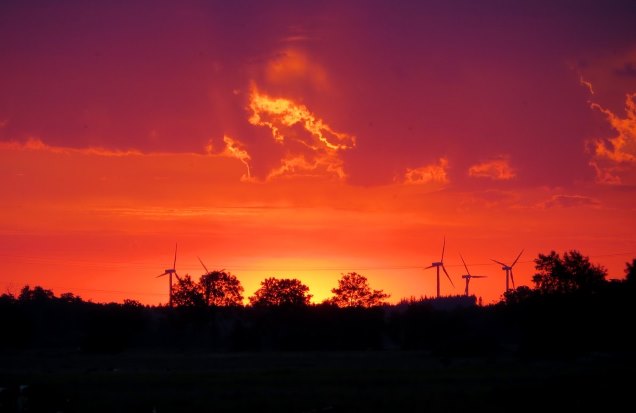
<box><xmin>2</xmin><ymin>0</ymin><xmax>636</xmax><ymax>306</ymax></box>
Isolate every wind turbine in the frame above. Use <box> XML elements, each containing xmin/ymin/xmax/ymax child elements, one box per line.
<box><xmin>425</xmin><ymin>237</ymin><xmax>455</xmax><ymax>298</ymax></box>
<box><xmin>491</xmin><ymin>249</ymin><xmax>524</xmax><ymax>292</ymax></box>
<box><xmin>157</xmin><ymin>243</ymin><xmax>181</xmax><ymax>307</ymax></box>
<box><xmin>197</xmin><ymin>256</ymin><xmax>210</xmax><ymax>275</ymax></box>
<box><xmin>459</xmin><ymin>253</ymin><xmax>487</xmax><ymax>296</ymax></box>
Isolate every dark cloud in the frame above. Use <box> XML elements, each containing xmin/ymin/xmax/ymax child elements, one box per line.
<box><xmin>615</xmin><ymin>62</ymin><xmax>636</xmax><ymax>78</ymax></box>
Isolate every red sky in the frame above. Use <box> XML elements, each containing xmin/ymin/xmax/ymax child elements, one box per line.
<box><xmin>2</xmin><ymin>0</ymin><xmax>636</xmax><ymax>305</ymax></box>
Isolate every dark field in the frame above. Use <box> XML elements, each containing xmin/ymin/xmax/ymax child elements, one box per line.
<box><xmin>1</xmin><ymin>351</ymin><xmax>633</xmax><ymax>413</ymax></box>
<box><xmin>3</xmin><ymin>278</ymin><xmax>636</xmax><ymax>412</ymax></box>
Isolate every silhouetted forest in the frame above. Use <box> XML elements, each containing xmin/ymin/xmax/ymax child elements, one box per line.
<box><xmin>2</xmin><ymin>251</ymin><xmax>636</xmax><ymax>412</ymax></box>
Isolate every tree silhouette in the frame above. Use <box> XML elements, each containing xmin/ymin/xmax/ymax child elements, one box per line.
<box><xmin>532</xmin><ymin>250</ymin><xmax>607</xmax><ymax>294</ymax></box>
<box><xmin>626</xmin><ymin>259</ymin><xmax>636</xmax><ymax>284</ymax></box>
<box><xmin>123</xmin><ymin>298</ymin><xmax>144</xmax><ymax>308</ymax></box>
<box><xmin>199</xmin><ymin>270</ymin><xmax>244</xmax><ymax>307</ymax></box>
<box><xmin>171</xmin><ymin>275</ymin><xmax>205</xmax><ymax>307</ymax></box>
<box><xmin>249</xmin><ymin>277</ymin><xmax>312</xmax><ymax>307</ymax></box>
<box><xmin>18</xmin><ymin>285</ymin><xmax>54</xmax><ymax>302</ymax></box>
<box><xmin>59</xmin><ymin>292</ymin><xmax>83</xmax><ymax>303</ymax></box>
<box><xmin>502</xmin><ymin>285</ymin><xmax>535</xmax><ymax>304</ymax></box>
<box><xmin>329</xmin><ymin>272</ymin><xmax>390</xmax><ymax>307</ymax></box>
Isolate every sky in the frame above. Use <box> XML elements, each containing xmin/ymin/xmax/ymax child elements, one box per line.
<box><xmin>2</xmin><ymin>0</ymin><xmax>636</xmax><ymax>305</ymax></box>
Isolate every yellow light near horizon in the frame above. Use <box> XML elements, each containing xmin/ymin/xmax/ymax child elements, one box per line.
<box><xmin>235</xmin><ymin>257</ymin><xmax>352</xmax><ymax>304</ymax></box>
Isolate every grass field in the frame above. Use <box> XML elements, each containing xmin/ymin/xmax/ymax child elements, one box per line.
<box><xmin>1</xmin><ymin>351</ymin><xmax>633</xmax><ymax>412</ymax></box>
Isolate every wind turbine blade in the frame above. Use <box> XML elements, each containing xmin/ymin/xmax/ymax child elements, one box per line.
<box><xmin>491</xmin><ymin>259</ymin><xmax>507</xmax><ymax>267</ymax></box>
<box><xmin>472</xmin><ymin>275</ymin><xmax>487</xmax><ymax>278</ymax></box>
<box><xmin>157</xmin><ymin>273</ymin><xmax>167</xmax><ymax>278</ymax></box>
<box><xmin>424</xmin><ymin>265</ymin><xmax>435</xmax><ymax>269</ymax></box>
<box><xmin>441</xmin><ymin>237</ymin><xmax>446</xmax><ymax>261</ymax></box>
<box><xmin>173</xmin><ymin>243</ymin><xmax>178</xmax><ymax>270</ymax></box>
<box><xmin>442</xmin><ymin>265</ymin><xmax>454</xmax><ymax>287</ymax></box>
<box><xmin>198</xmin><ymin>256</ymin><xmax>209</xmax><ymax>274</ymax></box>
<box><xmin>174</xmin><ymin>272</ymin><xmax>182</xmax><ymax>282</ymax></box>
<box><xmin>459</xmin><ymin>253</ymin><xmax>471</xmax><ymax>276</ymax></box>
<box><xmin>511</xmin><ymin>249</ymin><xmax>524</xmax><ymax>267</ymax></box>
<box><xmin>510</xmin><ymin>269</ymin><xmax>515</xmax><ymax>288</ymax></box>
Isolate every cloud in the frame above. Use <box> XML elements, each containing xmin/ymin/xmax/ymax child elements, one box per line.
<box><xmin>615</xmin><ymin>62</ymin><xmax>636</xmax><ymax>78</ymax></box>
<box><xmin>540</xmin><ymin>194</ymin><xmax>601</xmax><ymax>209</ymax></box>
<box><xmin>403</xmin><ymin>157</ymin><xmax>449</xmax><ymax>185</ymax></box>
<box><xmin>266</xmin><ymin>154</ymin><xmax>346</xmax><ymax>180</ymax></box>
<box><xmin>248</xmin><ymin>87</ymin><xmax>355</xmax><ymax>180</ymax></box>
<box><xmin>264</xmin><ymin>48</ymin><xmax>329</xmax><ymax>91</ymax></box>
<box><xmin>590</xmin><ymin>93</ymin><xmax>636</xmax><ymax>163</ymax></box>
<box><xmin>588</xmin><ymin>161</ymin><xmax>622</xmax><ymax>185</ymax></box>
<box><xmin>2</xmin><ymin>137</ymin><xmax>255</xmax><ymax>184</ymax></box>
<box><xmin>219</xmin><ymin>135</ymin><xmax>253</xmax><ymax>182</ymax></box>
<box><xmin>0</xmin><ymin>137</ymin><xmax>142</xmax><ymax>157</ymax></box>
<box><xmin>588</xmin><ymin>92</ymin><xmax>636</xmax><ymax>184</ymax></box>
<box><xmin>249</xmin><ymin>87</ymin><xmax>354</xmax><ymax>150</ymax></box>
<box><xmin>468</xmin><ymin>157</ymin><xmax>516</xmax><ymax>180</ymax></box>
<box><xmin>579</xmin><ymin>75</ymin><xmax>595</xmax><ymax>95</ymax></box>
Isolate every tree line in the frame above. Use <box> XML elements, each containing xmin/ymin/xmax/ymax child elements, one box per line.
<box><xmin>152</xmin><ymin>250</ymin><xmax>636</xmax><ymax>308</ymax></box>
<box><xmin>1</xmin><ymin>250</ymin><xmax>635</xmax><ymax>355</ymax></box>
<box><xmin>4</xmin><ymin>250</ymin><xmax>636</xmax><ymax>308</ymax></box>
<box><xmin>169</xmin><ymin>271</ymin><xmax>389</xmax><ymax>308</ymax></box>
<box><xmin>4</xmin><ymin>250</ymin><xmax>635</xmax><ymax>309</ymax></box>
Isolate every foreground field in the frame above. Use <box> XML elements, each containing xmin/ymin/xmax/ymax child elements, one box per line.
<box><xmin>1</xmin><ymin>351</ymin><xmax>633</xmax><ymax>412</ymax></box>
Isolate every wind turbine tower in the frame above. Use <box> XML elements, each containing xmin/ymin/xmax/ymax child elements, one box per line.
<box><xmin>157</xmin><ymin>243</ymin><xmax>180</xmax><ymax>307</ymax></box>
<box><xmin>491</xmin><ymin>249</ymin><xmax>524</xmax><ymax>292</ymax></box>
<box><xmin>459</xmin><ymin>253</ymin><xmax>487</xmax><ymax>296</ymax></box>
<box><xmin>425</xmin><ymin>237</ymin><xmax>454</xmax><ymax>298</ymax></box>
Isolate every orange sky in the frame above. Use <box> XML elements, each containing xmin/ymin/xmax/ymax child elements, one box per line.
<box><xmin>1</xmin><ymin>1</ymin><xmax>636</xmax><ymax>305</ymax></box>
